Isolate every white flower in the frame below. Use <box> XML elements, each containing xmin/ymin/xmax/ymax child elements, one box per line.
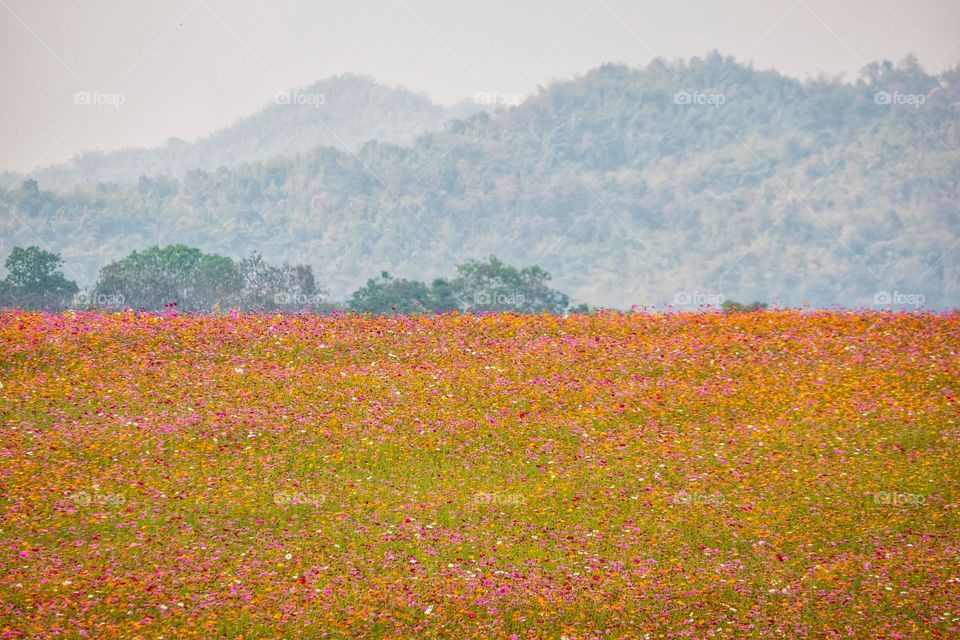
<box><xmin>424</xmin><ymin>605</ymin><xmax>434</xmax><ymax>615</ymax></box>
<box><xmin>285</xmin><ymin>553</ymin><xmax>292</xmax><ymax>560</ymax></box>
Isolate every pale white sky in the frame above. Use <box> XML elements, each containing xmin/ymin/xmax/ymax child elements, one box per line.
<box><xmin>1</xmin><ymin>0</ymin><xmax>958</xmax><ymax>172</ymax></box>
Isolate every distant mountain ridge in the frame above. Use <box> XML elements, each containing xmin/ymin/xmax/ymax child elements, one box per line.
<box><xmin>1</xmin><ymin>53</ymin><xmax>958</xmax><ymax>309</ymax></box>
<box><xmin>7</xmin><ymin>74</ymin><xmax>482</xmax><ymax>192</ymax></box>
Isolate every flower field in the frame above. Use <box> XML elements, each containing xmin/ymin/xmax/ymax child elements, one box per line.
<box><xmin>1</xmin><ymin>310</ymin><xmax>958</xmax><ymax>639</ymax></box>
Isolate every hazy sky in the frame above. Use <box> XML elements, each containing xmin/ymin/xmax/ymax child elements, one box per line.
<box><xmin>2</xmin><ymin>0</ymin><xmax>958</xmax><ymax>173</ymax></box>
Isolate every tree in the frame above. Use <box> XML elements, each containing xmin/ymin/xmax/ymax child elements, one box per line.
<box><xmin>95</xmin><ymin>245</ymin><xmax>200</xmax><ymax>309</ymax></box>
<box><xmin>20</xmin><ymin>179</ymin><xmax>39</xmax><ymax>196</ymax></box>
<box><xmin>347</xmin><ymin>272</ymin><xmax>433</xmax><ymax>314</ymax></box>
<box><xmin>450</xmin><ymin>255</ymin><xmax>570</xmax><ymax>314</ymax></box>
<box><xmin>427</xmin><ymin>278</ymin><xmax>459</xmax><ymax>312</ymax></box>
<box><xmin>15</xmin><ymin>179</ymin><xmax>42</xmax><ymax>216</ymax></box>
<box><xmin>190</xmin><ymin>254</ymin><xmax>243</xmax><ymax>309</ymax></box>
<box><xmin>347</xmin><ymin>259</ymin><xmax>579</xmax><ymax>315</ymax></box>
<box><xmin>722</xmin><ymin>300</ymin><xmax>768</xmax><ymax>313</ymax></box>
<box><xmin>95</xmin><ymin>245</ymin><xmax>242</xmax><ymax>311</ymax></box>
<box><xmin>0</xmin><ymin>246</ymin><xmax>78</xmax><ymax>310</ymax></box>
<box><xmin>237</xmin><ymin>252</ymin><xmax>325</xmax><ymax>310</ymax></box>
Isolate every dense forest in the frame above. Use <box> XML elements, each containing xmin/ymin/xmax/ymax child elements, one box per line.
<box><xmin>2</xmin><ymin>53</ymin><xmax>957</xmax><ymax>309</ymax></box>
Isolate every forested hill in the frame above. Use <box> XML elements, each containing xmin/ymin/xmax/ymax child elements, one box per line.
<box><xmin>2</xmin><ymin>53</ymin><xmax>958</xmax><ymax>308</ymax></box>
<box><xmin>5</xmin><ymin>74</ymin><xmax>480</xmax><ymax>192</ymax></box>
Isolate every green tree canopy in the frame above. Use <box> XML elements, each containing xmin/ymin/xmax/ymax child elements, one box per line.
<box><xmin>95</xmin><ymin>244</ymin><xmax>242</xmax><ymax>311</ymax></box>
<box><xmin>347</xmin><ymin>272</ymin><xmax>434</xmax><ymax>315</ymax></box>
<box><xmin>450</xmin><ymin>255</ymin><xmax>570</xmax><ymax>314</ymax></box>
<box><xmin>346</xmin><ymin>257</ymin><xmax>577</xmax><ymax>314</ymax></box>
<box><xmin>0</xmin><ymin>246</ymin><xmax>78</xmax><ymax>310</ymax></box>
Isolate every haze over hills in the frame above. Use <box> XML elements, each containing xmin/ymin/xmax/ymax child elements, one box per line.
<box><xmin>2</xmin><ymin>75</ymin><xmax>483</xmax><ymax>192</ymax></box>
<box><xmin>2</xmin><ymin>53</ymin><xmax>958</xmax><ymax>309</ymax></box>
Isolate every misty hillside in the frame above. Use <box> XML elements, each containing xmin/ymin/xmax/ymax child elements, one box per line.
<box><xmin>2</xmin><ymin>54</ymin><xmax>958</xmax><ymax>308</ymax></box>
<box><xmin>7</xmin><ymin>75</ymin><xmax>481</xmax><ymax>192</ymax></box>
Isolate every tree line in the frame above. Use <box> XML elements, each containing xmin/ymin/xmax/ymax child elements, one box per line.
<box><xmin>0</xmin><ymin>245</ymin><xmax>584</xmax><ymax>314</ymax></box>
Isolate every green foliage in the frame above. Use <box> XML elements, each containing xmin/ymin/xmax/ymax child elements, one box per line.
<box><xmin>450</xmin><ymin>255</ymin><xmax>570</xmax><ymax>314</ymax></box>
<box><xmin>0</xmin><ymin>246</ymin><xmax>78</xmax><ymax>310</ymax></box>
<box><xmin>347</xmin><ymin>257</ymin><xmax>576</xmax><ymax>315</ymax></box>
<box><xmin>722</xmin><ymin>300</ymin><xmax>768</xmax><ymax>313</ymax></box>
<box><xmin>237</xmin><ymin>252</ymin><xmax>326</xmax><ymax>311</ymax></box>
<box><xmin>192</xmin><ymin>254</ymin><xmax>244</xmax><ymax>308</ymax></box>
<box><xmin>91</xmin><ymin>246</ymin><xmax>330</xmax><ymax>312</ymax></box>
<box><xmin>95</xmin><ymin>245</ymin><xmax>202</xmax><ymax>310</ymax></box>
<box><xmin>427</xmin><ymin>278</ymin><xmax>460</xmax><ymax>313</ymax></box>
<box><xmin>347</xmin><ymin>272</ymin><xmax>435</xmax><ymax>315</ymax></box>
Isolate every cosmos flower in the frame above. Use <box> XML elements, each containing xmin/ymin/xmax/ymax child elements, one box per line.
<box><xmin>0</xmin><ymin>309</ymin><xmax>957</xmax><ymax>638</ymax></box>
